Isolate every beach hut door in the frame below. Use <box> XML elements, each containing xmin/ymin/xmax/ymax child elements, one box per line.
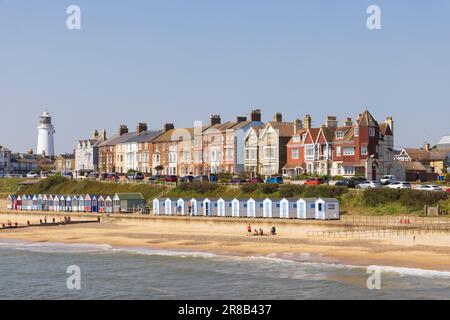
<box><xmin>232</xmin><ymin>200</ymin><xmax>239</xmax><ymax>217</ymax></box>
<box><xmin>280</xmin><ymin>201</ymin><xmax>288</xmax><ymax>218</ymax></box>
<box><xmin>153</xmin><ymin>200</ymin><xmax>160</xmax><ymax>215</ymax></box>
<box><xmin>298</xmin><ymin>202</ymin><xmax>305</xmax><ymax>219</ymax></box>
<box><xmin>248</xmin><ymin>201</ymin><xmax>255</xmax><ymax>218</ymax></box>
<box><xmin>263</xmin><ymin>201</ymin><xmax>271</xmax><ymax>218</ymax></box>
<box><xmin>218</xmin><ymin>200</ymin><xmax>225</xmax><ymax>217</ymax></box>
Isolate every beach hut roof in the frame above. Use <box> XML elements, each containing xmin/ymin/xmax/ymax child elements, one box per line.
<box><xmin>105</xmin><ymin>196</ymin><xmax>112</xmax><ymax>201</ymax></box>
<box><xmin>7</xmin><ymin>194</ymin><xmax>12</xmax><ymax>200</ymax></box>
<box><xmin>98</xmin><ymin>195</ymin><xmax>105</xmax><ymax>201</ymax></box>
<box><xmin>317</xmin><ymin>198</ymin><xmax>338</xmax><ymax>202</ymax></box>
<box><xmin>114</xmin><ymin>193</ymin><xmax>144</xmax><ymax>200</ymax></box>
<box><xmin>85</xmin><ymin>194</ymin><xmax>92</xmax><ymax>200</ymax></box>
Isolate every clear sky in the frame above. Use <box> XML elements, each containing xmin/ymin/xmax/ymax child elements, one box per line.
<box><xmin>1</xmin><ymin>0</ymin><xmax>449</xmax><ymax>153</ymax></box>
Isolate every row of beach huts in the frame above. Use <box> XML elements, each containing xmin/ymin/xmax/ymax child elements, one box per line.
<box><xmin>152</xmin><ymin>197</ymin><xmax>340</xmax><ymax>220</ymax></box>
<box><xmin>6</xmin><ymin>193</ymin><xmax>145</xmax><ymax>213</ymax></box>
<box><xmin>6</xmin><ymin>194</ymin><xmax>340</xmax><ymax>220</ymax></box>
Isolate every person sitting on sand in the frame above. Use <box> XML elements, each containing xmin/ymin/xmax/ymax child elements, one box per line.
<box><xmin>271</xmin><ymin>226</ymin><xmax>277</xmax><ymax>236</ymax></box>
<box><xmin>259</xmin><ymin>228</ymin><xmax>264</xmax><ymax>236</ymax></box>
<box><xmin>254</xmin><ymin>229</ymin><xmax>259</xmax><ymax>236</ymax></box>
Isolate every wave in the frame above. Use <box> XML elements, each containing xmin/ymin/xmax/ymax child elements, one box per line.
<box><xmin>1</xmin><ymin>239</ymin><xmax>449</xmax><ymax>279</ymax></box>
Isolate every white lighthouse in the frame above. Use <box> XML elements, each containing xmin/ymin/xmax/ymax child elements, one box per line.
<box><xmin>37</xmin><ymin>111</ymin><xmax>55</xmax><ymax>157</ymax></box>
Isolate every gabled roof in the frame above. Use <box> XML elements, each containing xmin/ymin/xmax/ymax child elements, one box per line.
<box><xmin>379</xmin><ymin>123</ymin><xmax>393</xmax><ymax>136</ymax></box>
<box><xmin>403</xmin><ymin>148</ymin><xmax>430</xmax><ymax>161</ymax></box>
<box><xmin>357</xmin><ymin>110</ymin><xmax>378</xmax><ymax>127</ymax></box>
<box><xmin>126</xmin><ymin>130</ymin><xmax>164</xmax><ymax>144</ymax></box>
<box><xmin>266</xmin><ymin>122</ymin><xmax>295</xmax><ymax>137</ymax></box>
<box><xmin>99</xmin><ymin>131</ymin><xmax>139</xmax><ymax>147</ymax></box>
<box><xmin>114</xmin><ymin>193</ymin><xmax>144</xmax><ymax>200</ymax></box>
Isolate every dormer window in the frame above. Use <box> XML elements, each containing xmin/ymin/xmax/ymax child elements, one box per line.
<box><xmin>293</xmin><ymin>135</ymin><xmax>300</xmax><ymax>143</ymax></box>
<box><xmin>335</xmin><ymin>131</ymin><xmax>344</xmax><ymax>139</ymax></box>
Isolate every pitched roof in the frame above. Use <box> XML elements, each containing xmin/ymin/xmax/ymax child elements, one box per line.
<box><xmin>429</xmin><ymin>150</ymin><xmax>450</xmax><ymax>161</ymax></box>
<box><xmin>114</xmin><ymin>193</ymin><xmax>144</xmax><ymax>200</ymax></box>
<box><xmin>379</xmin><ymin>123</ymin><xmax>393</xmax><ymax>136</ymax></box>
<box><xmin>99</xmin><ymin>131</ymin><xmax>139</xmax><ymax>147</ymax></box>
<box><xmin>357</xmin><ymin>110</ymin><xmax>378</xmax><ymax>127</ymax></box>
<box><xmin>403</xmin><ymin>148</ymin><xmax>430</xmax><ymax>161</ymax></box>
<box><xmin>126</xmin><ymin>130</ymin><xmax>164</xmax><ymax>144</ymax></box>
<box><xmin>267</xmin><ymin>122</ymin><xmax>295</xmax><ymax>137</ymax></box>
<box><xmin>396</xmin><ymin>161</ymin><xmax>427</xmax><ymax>171</ymax></box>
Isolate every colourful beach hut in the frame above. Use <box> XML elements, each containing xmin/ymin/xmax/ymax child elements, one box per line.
<box><xmin>46</xmin><ymin>195</ymin><xmax>53</xmax><ymax>211</ymax></box>
<box><xmin>105</xmin><ymin>196</ymin><xmax>113</xmax><ymax>214</ymax></box>
<box><xmin>26</xmin><ymin>195</ymin><xmax>32</xmax><ymax>211</ymax></box>
<box><xmin>20</xmin><ymin>195</ymin><xmax>26</xmax><ymax>211</ymax></box>
<box><xmin>66</xmin><ymin>196</ymin><xmax>73</xmax><ymax>212</ymax></box>
<box><xmin>42</xmin><ymin>195</ymin><xmax>48</xmax><ymax>211</ymax></box>
<box><xmin>60</xmin><ymin>195</ymin><xmax>67</xmax><ymax>212</ymax></box>
<box><xmin>72</xmin><ymin>195</ymin><xmax>79</xmax><ymax>212</ymax></box>
<box><xmin>53</xmin><ymin>195</ymin><xmax>60</xmax><ymax>211</ymax></box>
<box><xmin>16</xmin><ymin>195</ymin><xmax>22</xmax><ymax>211</ymax></box>
<box><xmin>98</xmin><ymin>196</ymin><xmax>105</xmax><ymax>213</ymax></box>
<box><xmin>91</xmin><ymin>195</ymin><xmax>98</xmax><ymax>213</ymax></box>
<box><xmin>32</xmin><ymin>195</ymin><xmax>38</xmax><ymax>211</ymax></box>
<box><xmin>37</xmin><ymin>194</ymin><xmax>43</xmax><ymax>211</ymax></box>
<box><xmin>84</xmin><ymin>194</ymin><xmax>92</xmax><ymax>212</ymax></box>
<box><xmin>315</xmin><ymin>198</ymin><xmax>340</xmax><ymax>220</ymax></box>
<box><xmin>78</xmin><ymin>195</ymin><xmax>85</xmax><ymax>212</ymax></box>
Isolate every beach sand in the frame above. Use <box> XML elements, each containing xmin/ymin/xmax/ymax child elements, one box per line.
<box><xmin>0</xmin><ymin>212</ymin><xmax>449</xmax><ymax>271</ymax></box>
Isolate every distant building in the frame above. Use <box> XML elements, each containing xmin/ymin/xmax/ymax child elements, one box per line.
<box><xmin>55</xmin><ymin>153</ymin><xmax>76</xmax><ymax>173</ymax></box>
<box><xmin>283</xmin><ymin>110</ymin><xmax>395</xmax><ymax>180</ymax></box>
<box><xmin>37</xmin><ymin>111</ymin><xmax>55</xmax><ymax>157</ymax></box>
<box><xmin>0</xmin><ymin>145</ymin><xmax>12</xmax><ymax>174</ymax></box>
<box><xmin>437</xmin><ymin>135</ymin><xmax>450</xmax><ymax>150</ymax></box>
<box><xmin>75</xmin><ymin>129</ymin><xmax>106</xmax><ymax>176</ymax></box>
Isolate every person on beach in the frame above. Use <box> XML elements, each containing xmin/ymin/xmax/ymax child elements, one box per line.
<box><xmin>247</xmin><ymin>223</ymin><xmax>252</xmax><ymax>236</ymax></box>
<box><xmin>254</xmin><ymin>229</ymin><xmax>259</xmax><ymax>236</ymax></box>
<box><xmin>271</xmin><ymin>226</ymin><xmax>277</xmax><ymax>236</ymax></box>
<box><xmin>259</xmin><ymin>228</ymin><xmax>264</xmax><ymax>236</ymax></box>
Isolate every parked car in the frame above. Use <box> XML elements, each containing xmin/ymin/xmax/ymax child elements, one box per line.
<box><xmin>193</xmin><ymin>175</ymin><xmax>209</xmax><ymax>182</ymax></box>
<box><xmin>335</xmin><ymin>179</ymin><xmax>359</xmax><ymax>188</ymax></box>
<box><xmin>380</xmin><ymin>175</ymin><xmax>396</xmax><ymax>185</ymax></box>
<box><xmin>107</xmin><ymin>173</ymin><xmax>120</xmax><ymax>181</ymax></box>
<box><xmin>446</xmin><ymin>188</ymin><xmax>450</xmax><ymax>194</ymax></box>
<box><xmin>88</xmin><ymin>172</ymin><xmax>99</xmax><ymax>180</ymax></box>
<box><xmin>415</xmin><ymin>185</ymin><xmax>443</xmax><ymax>192</ymax></box>
<box><xmin>127</xmin><ymin>172</ymin><xmax>145</xmax><ymax>180</ymax></box>
<box><xmin>179</xmin><ymin>175</ymin><xmax>194</xmax><ymax>183</ymax></box>
<box><xmin>305</xmin><ymin>178</ymin><xmax>325</xmax><ymax>186</ymax></box>
<box><xmin>61</xmin><ymin>171</ymin><xmax>73</xmax><ymax>178</ymax></box>
<box><xmin>265</xmin><ymin>176</ymin><xmax>284</xmax><ymax>184</ymax></box>
<box><xmin>148</xmin><ymin>175</ymin><xmax>162</xmax><ymax>182</ymax></box>
<box><xmin>386</xmin><ymin>181</ymin><xmax>412</xmax><ymax>189</ymax></box>
<box><xmin>164</xmin><ymin>175</ymin><xmax>178</xmax><ymax>183</ymax></box>
<box><xmin>230</xmin><ymin>177</ymin><xmax>247</xmax><ymax>184</ymax></box>
<box><xmin>248</xmin><ymin>177</ymin><xmax>264</xmax><ymax>184</ymax></box>
<box><xmin>356</xmin><ymin>181</ymin><xmax>382</xmax><ymax>189</ymax></box>
<box><xmin>26</xmin><ymin>172</ymin><xmax>39</xmax><ymax>178</ymax></box>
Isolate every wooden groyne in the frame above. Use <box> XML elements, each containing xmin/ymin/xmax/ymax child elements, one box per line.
<box><xmin>1</xmin><ymin>216</ymin><xmax>100</xmax><ymax>230</ymax></box>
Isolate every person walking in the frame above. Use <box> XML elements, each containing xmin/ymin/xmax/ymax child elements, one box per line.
<box><xmin>247</xmin><ymin>223</ymin><xmax>252</xmax><ymax>236</ymax></box>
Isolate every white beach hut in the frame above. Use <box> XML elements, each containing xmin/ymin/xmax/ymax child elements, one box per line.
<box><xmin>297</xmin><ymin>198</ymin><xmax>317</xmax><ymax>219</ymax></box>
<box><xmin>279</xmin><ymin>198</ymin><xmax>290</xmax><ymax>219</ymax></box>
<box><xmin>231</xmin><ymin>198</ymin><xmax>240</xmax><ymax>217</ymax></box>
<box><xmin>315</xmin><ymin>198</ymin><xmax>340</xmax><ymax>220</ymax></box>
<box><xmin>175</xmin><ymin>198</ymin><xmax>185</xmax><ymax>215</ymax></box>
<box><xmin>246</xmin><ymin>198</ymin><xmax>256</xmax><ymax>218</ymax></box>
<box><xmin>164</xmin><ymin>198</ymin><xmax>173</xmax><ymax>215</ymax></box>
<box><xmin>53</xmin><ymin>195</ymin><xmax>60</xmax><ymax>211</ymax></box>
<box><xmin>188</xmin><ymin>198</ymin><xmax>198</xmax><ymax>216</ymax></box>
<box><xmin>32</xmin><ymin>195</ymin><xmax>38</xmax><ymax>211</ymax></box>
<box><xmin>263</xmin><ymin>198</ymin><xmax>273</xmax><ymax>218</ymax></box>
<box><xmin>6</xmin><ymin>195</ymin><xmax>12</xmax><ymax>210</ymax></box>
<box><xmin>217</xmin><ymin>198</ymin><xmax>226</xmax><ymax>217</ymax></box>
<box><xmin>202</xmin><ymin>198</ymin><xmax>212</xmax><ymax>217</ymax></box>
<box><xmin>152</xmin><ymin>198</ymin><xmax>160</xmax><ymax>215</ymax></box>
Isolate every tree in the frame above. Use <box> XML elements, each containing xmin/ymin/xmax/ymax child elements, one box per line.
<box><xmin>154</xmin><ymin>165</ymin><xmax>164</xmax><ymax>175</ymax></box>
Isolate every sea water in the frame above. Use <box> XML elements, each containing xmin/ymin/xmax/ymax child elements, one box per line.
<box><xmin>0</xmin><ymin>239</ymin><xmax>449</xmax><ymax>300</ymax></box>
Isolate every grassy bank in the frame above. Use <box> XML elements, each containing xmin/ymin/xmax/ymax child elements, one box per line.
<box><xmin>11</xmin><ymin>177</ymin><xmax>450</xmax><ymax>216</ymax></box>
<box><xmin>0</xmin><ymin>178</ymin><xmax>27</xmax><ymax>197</ymax></box>
<box><xmin>18</xmin><ymin>176</ymin><xmax>166</xmax><ymax>201</ymax></box>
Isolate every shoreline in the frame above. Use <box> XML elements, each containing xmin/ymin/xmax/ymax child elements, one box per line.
<box><xmin>1</xmin><ymin>212</ymin><xmax>450</xmax><ymax>272</ymax></box>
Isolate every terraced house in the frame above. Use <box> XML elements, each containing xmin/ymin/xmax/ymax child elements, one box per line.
<box><xmin>283</xmin><ymin>110</ymin><xmax>394</xmax><ymax>180</ymax></box>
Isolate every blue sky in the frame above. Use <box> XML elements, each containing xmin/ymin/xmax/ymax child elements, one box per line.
<box><xmin>0</xmin><ymin>0</ymin><xmax>449</xmax><ymax>153</ymax></box>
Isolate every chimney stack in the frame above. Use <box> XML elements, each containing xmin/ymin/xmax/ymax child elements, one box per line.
<box><xmin>236</xmin><ymin>116</ymin><xmax>247</xmax><ymax>123</ymax></box>
<box><xmin>385</xmin><ymin>116</ymin><xmax>394</xmax><ymax>135</ymax></box>
<box><xmin>102</xmin><ymin>129</ymin><xmax>107</xmax><ymax>141</ymax></box>
<box><xmin>210</xmin><ymin>115</ymin><xmax>221</xmax><ymax>126</ymax></box>
<box><xmin>273</xmin><ymin>113</ymin><xmax>283</xmax><ymax>123</ymax></box>
<box><xmin>27</xmin><ymin>148</ymin><xmax>34</xmax><ymax>155</ymax></box>
<box><xmin>250</xmin><ymin>109</ymin><xmax>262</xmax><ymax>122</ymax></box>
<box><xmin>304</xmin><ymin>115</ymin><xmax>312</xmax><ymax>129</ymax></box>
<box><xmin>93</xmin><ymin>129</ymin><xmax>99</xmax><ymax>138</ymax></box>
<box><xmin>164</xmin><ymin>123</ymin><xmax>174</xmax><ymax>132</ymax></box>
<box><xmin>344</xmin><ymin>117</ymin><xmax>353</xmax><ymax>126</ymax></box>
<box><xmin>118</xmin><ymin>125</ymin><xmax>128</xmax><ymax>136</ymax></box>
<box><xmin>137</xmin><ymin>123</ymin><xmax>148</xmax><ymax>134</ymax></box>
<box><xmin>325</xmin><ymin>116</ymin><xmax>338</xmax><ymax>128</ymax></box>
<box><xmin>294</xmin><ymin>119</ymin><xmax>303</xmax><ymax>132</ymax></box>
<box><xmin>423</xmin><ymin>142</ymin><xmax>431</xmax><ymax>152</ymax></box>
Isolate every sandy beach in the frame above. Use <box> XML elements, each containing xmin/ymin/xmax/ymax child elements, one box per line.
<box><xmin>1</xmin><ymin>211</ymin><xmax>450</xmax><ymax>272</ymax></box>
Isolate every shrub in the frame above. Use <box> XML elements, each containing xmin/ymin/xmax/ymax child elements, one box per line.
<box><xmin>260</xmin><ymin>184</ymin><xmax>280</xmax><ymax>194</ymax></box>
<box><xmin>362</xmin><ymin>188</ymin><xmax>449</xmax><ymax>209</ymax></box>
<box><xmin>176</xmin><ymin>182</ymin><xmax>218</xmax><ymax>194</ymax></box>
<box><xmin>35</xmin><ymin>175</ymin><xmax>68</xmax><ymax>193</ymax></box>
<box><xmin>240</xmin><ymin>183</ymin><xmax>258</xmax><ymax>194</ymax></box>
<box><xmin>302</xmin><ymin>185</ymin><xmax>348</xmax><ymax>198</ymax></box>
<box><xmin>279</xmin><ymin>184</ymin><xmax>305</xmax><ymax>198</ymax></box>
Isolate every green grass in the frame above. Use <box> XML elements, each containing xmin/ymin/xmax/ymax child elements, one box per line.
<box><xmin>0</xmin><ymin>178</ymin><xmax>27</xmax><ymax>197</ymax></box>
<box><xmin>18</xmin><ymin>176</ymin><xmax>166</xmax><ymax>201</ymax></box>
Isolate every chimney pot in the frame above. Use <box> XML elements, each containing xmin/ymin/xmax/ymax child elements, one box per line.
<box><xmin>236</xmin><ymin>116</ymin><xmax>247</xmax><ymax>123</ymax></box>
<box><xmin>118</xmin><ymin>125</ymin><xmax>128</xmax><ymax>136</ymax></box>
<box><xmin>164</xmin><ymin>123</ymin><xmax>174</xmax><ymax>132</ymax></box>
<box><xmin>273</xmin><ymin>113</ymin><xmax>283</xmax><ymax>123</ymax></box>
<box><xmin>304</xmin><ymin>115</ymin><xmax>312</xmax><ymax>129</ymax></box>
<box><xmin>344</xmin><ymin>117</ymin><xmax>353</xmax><ymax>126</ymax></box>
<box><xmin>250</xmin><ymin>109</ymin><xmax>262</xmax><ymax>122</ymax></box>
<box><xmin>137</xmin><ymin>123</ymin><xmax>148</xmax><ymax>134</ymax></box>
<box><xmin>210</xmin><ymin>115</ymin><xmax>221</xmax><ymax>126</ymax></box>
